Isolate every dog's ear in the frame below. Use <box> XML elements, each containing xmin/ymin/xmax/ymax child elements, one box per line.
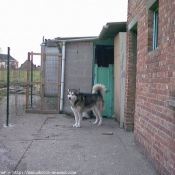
<box><xmin>68</xmin><ymin>89</ymin><xmax>70</xmax><ymax>92</ymax></box>
<box><xmin>76</xmin><ymin>89</ymin><xmax>80</xmax><ymax>94</ymax></box>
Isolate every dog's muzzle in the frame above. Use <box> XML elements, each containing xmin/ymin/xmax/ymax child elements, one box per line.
<box><xmin>68</xmin><ymin>97</ymin><xmax>71</xmax><ymax>100</ymax></box>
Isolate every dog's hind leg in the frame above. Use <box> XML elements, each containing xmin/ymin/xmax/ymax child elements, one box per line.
<box><xmin>93</xmin><ymin>108</ymin><xmax>103</xmax><ymax>126</ymax></box>
<box><xmin>97</xmin><ymin>102</ymin><xmax>104</xmax><ymax>126</ymax></box>
<box><xmin>92</xmin><ymin>108</ymin><xmax>99</xmax><ymax>125</ymax></box>
<box><xmin>97</xmin><ymin>110</ymin><xmax>103</xmax><ymax>126</ymax></box>
<box><xmin>98</xmin><ymin>108</ymin><xmax>104</xmax><ymax>126</ymax></box>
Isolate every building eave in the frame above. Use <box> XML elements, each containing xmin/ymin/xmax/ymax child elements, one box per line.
<box><xmin>51</xmin><ymin>21</ymin><xmax>126</xmax><ymax>44</ymax></box>
<box><xmin>98</xmin><ymin>22</ymin><xmax>126</xmax><ymax>40</ymax></box>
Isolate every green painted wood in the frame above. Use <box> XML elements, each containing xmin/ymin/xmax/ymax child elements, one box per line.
<box><xmin>94</xmin><ymin>64</ymin><xmax>114</xmax><ymax>117</ymax></box>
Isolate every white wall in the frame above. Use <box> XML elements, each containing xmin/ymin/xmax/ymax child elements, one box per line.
<box><xmin>114</xmin><ymin>32</ymin><xmax>126</xmax><ymax>128</ymax></box>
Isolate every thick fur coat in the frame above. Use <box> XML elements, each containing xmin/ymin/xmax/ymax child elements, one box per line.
<box><xmin>68</xmin><ymin>84</ymin><xmax>106</xmax><ymax>127</ymax></box>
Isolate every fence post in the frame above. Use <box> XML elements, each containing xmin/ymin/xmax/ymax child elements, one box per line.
<box><xmin>6</xmin><ymin>47</ymin><xmax>10</xmax><ymax>126</ymax></box>
<box><xmin>26</xmin><ymin>52</ymin><xmax>30</xmax><ymax>110</ymax></box>
<box><xmin>30</xmin><ymin>52</ymin><xmax>33</xmax><ymax>107</ymax></box>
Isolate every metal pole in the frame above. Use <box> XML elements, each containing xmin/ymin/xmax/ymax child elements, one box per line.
<box><xmin>60</xmin><ymin>41</ymin><xmax>65</xmax><ymax>111</ymax></box>
<box><xmin>6</xmin><ymin>47</ymin><xmax>10</xmax><ymax>126</ymax></box>
<box><xmin>26</xmin><ymin>52</ymin><xmax>30</xmax><ymax>110</ymax></box>
<box><xmin>30</xmin><ymin>52</ymin><xmax>33</xmax><ymax>107</ymax></box>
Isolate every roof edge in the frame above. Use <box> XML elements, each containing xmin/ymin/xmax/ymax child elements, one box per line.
<box><xmin>54</xmin><ymin>36</ymin><xmax>98</xmax><ymax>43</ymax></box>
<box><xmin>98</xmin><ymin>21</ymin><xmax>126</xmax><ymax>39</ymax></box>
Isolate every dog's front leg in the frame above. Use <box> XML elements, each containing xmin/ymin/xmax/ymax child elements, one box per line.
<box><xmin>73</xmin><ymin>112</ymin><xmax>79</xmax><ymax>127</ymax></box>
<box><xmin>77</xmin><ymin>112</ymin><xmax>82</xmax><ymax>128</ymax></box>
<box><xmin>71</xmin><ymin>107</ymin><xmax>79</xmax><ymax>127</ymax></box>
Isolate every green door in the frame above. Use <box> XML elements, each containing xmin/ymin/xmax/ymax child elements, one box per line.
<box><xmin>94</xmin><ymin>64</ymin><xmax>114</xmax><ymax>117</ymax></box>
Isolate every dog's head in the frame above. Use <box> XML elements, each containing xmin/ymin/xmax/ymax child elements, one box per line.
<box><xmin>67</xmin><ymin>89</ymin><xmax>80</xmax><ymax>102</ymax></box>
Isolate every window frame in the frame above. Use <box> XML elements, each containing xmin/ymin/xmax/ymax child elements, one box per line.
<box><xmin>153</xmin><ymin>8</ymin><xmax>159</xmax><ymax>50</ymax></box>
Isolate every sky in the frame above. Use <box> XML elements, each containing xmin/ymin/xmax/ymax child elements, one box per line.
<box><xmin>0</xmin><ymin>0</ymin><xmax>128</xmax><ymax>66</ymax></box>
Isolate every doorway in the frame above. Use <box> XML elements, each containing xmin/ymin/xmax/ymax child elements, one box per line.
<box><xmin>94</xmin><ymin>45</ymin><xmax>114</xmax><ymax>117</ymax></box>
<box><xmin>95</xmin><ymin>45</ymin><xmax>114</xmax><ymax>67</ymax></box>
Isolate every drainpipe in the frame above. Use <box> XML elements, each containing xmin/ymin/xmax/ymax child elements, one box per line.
<box><xmin>60</xmin><ymin>41</ymin><xmax>66</xmax><ymax>111</ymax></box>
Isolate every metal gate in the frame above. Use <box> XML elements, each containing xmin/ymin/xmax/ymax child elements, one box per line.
<box><xmin>94</xmin><ymin>64</ymin><xmax>114</xmax><ymax>117</ymax></box>
<box><xmin>26</xmin><ymin>52</ymin><xmax>62</xmax><ymax>114</ymax></box>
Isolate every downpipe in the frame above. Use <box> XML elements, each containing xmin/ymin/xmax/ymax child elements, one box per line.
<box><xmin>60</xmin><ymin>41</ymin><xmax>66</xmax><ymax>111</ymax></box>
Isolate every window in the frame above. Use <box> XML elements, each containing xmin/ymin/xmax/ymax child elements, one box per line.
<box><xmin>147</xmin><ymin>0</ymin><xmax>159</xmax><ymax>52</ymax></box>
<box><xmin>153</xmin><ymin>8</ymin><xmax>158</xmax><ymax>50</ymax></box>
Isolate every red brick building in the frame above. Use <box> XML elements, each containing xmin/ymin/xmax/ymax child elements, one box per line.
<box><xmin>125</xmin><ymin>0</ymin><xmax>175</xmax><ymax>174</ymax></box>
<box><xmin>0</xmin><ymin>54</ymin><xmax>18</xmax><ymax>69</ymax></box>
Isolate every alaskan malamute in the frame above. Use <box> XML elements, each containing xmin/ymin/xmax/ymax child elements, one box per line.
<box><xmin>68</xmin><ymin>84</ymin><xmax>106</xmax><ymax>128</ymax></box>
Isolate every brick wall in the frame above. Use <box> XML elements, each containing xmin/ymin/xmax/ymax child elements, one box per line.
<box><xmin>63</xmin><ymin>42</ymin><xmax>93</xmax><ymax>112</ymax></box>
<box><xmin>124</xmin><ymin>31</ymin><xmax>137</xmax><ymax>131</ymax></box>
<box><xmin>126</xmin><ymin>0</ymin><xmax>175</xmax><ymax>174</ymax></box>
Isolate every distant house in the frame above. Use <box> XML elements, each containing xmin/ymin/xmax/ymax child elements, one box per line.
<box><xmin>19</xmin><ymin>60</ymin><xmax>41</xmax><ymax>70</ymax></box>
<box><xmin>0</xmin><ymin>54</ymin><xmax>18</xmax><ymax>69</ymax></box>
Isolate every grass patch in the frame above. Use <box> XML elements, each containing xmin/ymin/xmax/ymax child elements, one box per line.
<box><xmin>0</xmin><ymin>91</ymin><xmax>6</xmax><ymax>101</ymax></box>
<box><xmin>0</xmin><ymin>70</ymin><xmax>40</xmax><ymax>86</ymax></box>
<box><xmin>0</xmin><ymin>70</ymin><xmax>40</xmax><ymax>101</ymax></box>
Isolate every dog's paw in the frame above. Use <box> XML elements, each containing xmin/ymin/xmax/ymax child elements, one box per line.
<box><xmin>97</xmin><ymin>123</ymin><xmax>102</xmax><ymax>126</ymax></box>
<box><xmin>73</xmin><ymin>124</ymin><xmax>77</xmax><ymax>127</ymax></box>
<box><xmin>76</xmin><ymin>125</ymin><xmax>81</xmax><ymax>128</ymax></box>
<box><xmin>93</xmin><ymin>121</ymin><xmax>98</xmax><ymax>125</ymax></box>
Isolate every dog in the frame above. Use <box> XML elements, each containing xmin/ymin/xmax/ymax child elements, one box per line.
<box><xmin>67</xmin><ymin>84</ymin><xmax>106</xmax><ymax>128</ymax></box>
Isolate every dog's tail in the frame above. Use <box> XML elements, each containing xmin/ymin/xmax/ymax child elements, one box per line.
<box><xmin>92</xmin><ymin>84</ymin><xmax>106</xmax><ymax>97</ymax></box>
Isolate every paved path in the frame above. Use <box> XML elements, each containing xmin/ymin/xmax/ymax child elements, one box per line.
<box><xmin>0</xmin><ymin>113</ymin><xmax>158</xmax><ymax>175</ymax></box>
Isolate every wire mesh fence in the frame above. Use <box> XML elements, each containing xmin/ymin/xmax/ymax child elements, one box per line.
<box><xmin>0</xmin><ymin>69</ymin><xmax>43</xmax><ymax>123</ymax></box>
<box><xmin>0</xmin><ymin>69</ymin><xmax>28</xmax><ymax>126</ymax></box>
<box><xmin>0</xmin><ymin>50</ymin><xmax>62</xmax><ymax>127</ymax></box>
<box><xmin>26</xmin><ymin>52</ymin><xmax>62</xmax><ymax>114</ymax></box>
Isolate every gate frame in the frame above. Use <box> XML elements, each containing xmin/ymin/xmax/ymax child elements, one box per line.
<box><xmin>26</xmin><ymin>52</ymin><xmax>62</xmax><ymax>114</ymax></box>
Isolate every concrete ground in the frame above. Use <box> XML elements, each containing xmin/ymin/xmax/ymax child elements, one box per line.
<box><xmin>0</xmin><ymin>113</ymin><xmax>158</xmax><ymax>175</ymax></box>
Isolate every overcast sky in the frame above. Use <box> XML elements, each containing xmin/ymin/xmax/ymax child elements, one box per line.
<box><xmin>0</xmin><ymin>0</ymin><xmax>128</xmax><ymax>66</ymax></box>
